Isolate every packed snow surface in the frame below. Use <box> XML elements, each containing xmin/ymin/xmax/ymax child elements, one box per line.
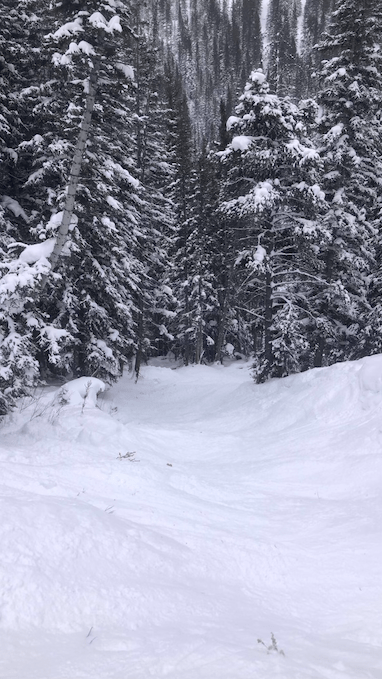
<box><xmin>1</xmin><ymin>356</ymin><xmax>382</xmax><ymax>678</ymax></box>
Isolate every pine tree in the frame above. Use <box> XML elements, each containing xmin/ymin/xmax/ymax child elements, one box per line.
<box><xmin>302</xmin><ymin>0</ymin><xmax>334</xmax><ymax>56</ymax></box>
<box><xmin>129</xmin><ymin>0</ymin><xmax>175</xmax><ymax>377</ymax></box>
<box><xmin>299</xmin><ymin>0</ymin><xmax>333</xmax><ymax>97</ymax></box>
<box><xmin>266</xmin><ymin>0</ymin><xmax>299</xmax><ymax>97</ymax></box>
<box><xmin>25</xmin><ymin>1</ymin><xmax>145</xmax><ymax>381</ymax></box>
<box><xmin>164</xmin><ymin>61</ymin><xmax>195</xmax><ymax>364</ymax></box>
<box><xmin>314</xmin><ymin>0</ymin><xmax>382</xmax><ymax>364</ymax></box>
<box><xmin>219</xmin><ymin>69</ymin><xmax>328</xmax><ymax>378</ymax></box>
<box><xmin>0</xmin><ymin>0</ymin><xmax>146</xmax><ymax>414</ymax></box>
<box><xmin>0</xmin><ymin>1</ymin><xmax>49</xmax><ymax>413</ymax></box>
<box><xmin>155</xmin><ymin>0</ymin><xmax>252</xmax><ymax>146</ymax></box>
<box><xmin>179</xmin><ymin>147</ymin><xmax>219</xmax><ymax>364</ymax></box>
<box><xmin>0</xmin><ymin>1</ymin><xmax>23</xmax><ymax>203</ymax></box>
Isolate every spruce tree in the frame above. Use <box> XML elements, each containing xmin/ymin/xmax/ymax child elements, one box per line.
<box><xmin>0</xmin><ymin>0</ymin><xmax>144</xmax><ymax>414</ymax></box>
<box><xmin>25</xmin><ymin>0</ymin><xmax>144</xmax><ymax>381</ymax></box>
<box><xmin>300</xmin><ymin>0</ymin><xmax>334</xmax><ymax>96</ymax></box>
<box><xmin>315</xmin><ymin>0</ymin><xmax>382</xmax><ymax>364</ymax></box>
<box><xmin>219</xmin><ymin>69</ymin><xmax>327</xmax><ymax>378</ymax></box>
<box><xmin>179</xmin><ymin>147</ymin><xmax>219</xmax><ymax>364</ymax></box>
<box><xmin>129</xmin><ymin>0</ymin><xmax>175</xmax><ymax>377</ymax></box>
<box><xmin>266</xmin><ymin>0</ymin><xmax>299</xmax><ymax>97</ymax></box>
<box><xmin>164</xmin><ymin>61</ymin><xmax>195</xmax><ymax>364</ymax></box>
<box><xmin>0</xmin><ymin>1</ymin><xmax>49</xmax><ymax>413</ymax></box>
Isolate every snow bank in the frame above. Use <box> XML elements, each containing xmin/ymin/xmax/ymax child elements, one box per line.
<box><xmin>1</xmin><ymin>356</ymin><xmax>382</xmax><ymax>678</ymax></box>
<box><xmin>57</xmin><ymin>376</ymin><xmax>106</xmax><ymax>408</ymax></box>
<box><xmin>357</xmin><ymin>353</ymin><xmax>382</xmax><ymax>393</ymax></box>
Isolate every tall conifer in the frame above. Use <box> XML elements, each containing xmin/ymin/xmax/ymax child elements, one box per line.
<box><xmin>314</xmin><ymin>0</ymin><xmax>382</xmax><ymax>363</ymax></box>
<box><xmin>219</xmin><ymin>70</ymin><xmax>327</xmax><ymax>378</ymax></box>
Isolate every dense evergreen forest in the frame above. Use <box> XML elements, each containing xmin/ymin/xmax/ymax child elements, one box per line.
<box><xmin>1</xmin><ymin>0</ymin><xmax>382</xmax><ymax>413</ymax></box>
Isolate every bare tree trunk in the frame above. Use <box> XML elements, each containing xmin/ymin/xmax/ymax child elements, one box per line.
<box><xmin>195</xmin><ymin>318</ymin><xmax>203</xmax><ymax>363</ymax></box>
<box><xmin>195</xmin><ymin>274</ymin><xmax>203</xmax><ymax>365</ymax></box>
<box><xmin>215</xmin><ymin>294</ymin><xmax>228</xmax><ymax>363</ymax></box>
<box><xmin>182</xmin><ymin>174</ymin><xmax>191</xmax><ymax>366</ymax></box>
<box><xmin>134</xmin><ymin>295</ymin><xmax>145</xmax><ymax>381</ymax></box>
<box><xmin>314</xmin><ymin>237</ymin><xmax>335</xmax><ymax>367</ymax></box>
<box><xmin>314</xmin><ymin>334</ymin><xmax>325</xmax><ymax>368</ymax></box>
<box><xmin>215</xmin><ymin>262</ymin><xmax>234</xmax><ymax>363</ymax></box>
<box><xmin>264</xmin><ymin>268</ymin><xmax>273</xmax><ymax>366</ymax></box>
<box><xmin>41</xmin><ymin>59</ymin><xmax>100</xmax><ymax>289</ymax></box>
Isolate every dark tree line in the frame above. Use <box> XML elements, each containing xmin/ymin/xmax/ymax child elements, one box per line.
<box><xmin>1</xmin><ymin>0</ymin><xmax>382</xmax><ymax>413</ymax></box>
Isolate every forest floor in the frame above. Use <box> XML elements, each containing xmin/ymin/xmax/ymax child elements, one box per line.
<box><xmin>0</xmin><ymin>355</ymin><xmax>382</xmax><ymax>678</ymax></box>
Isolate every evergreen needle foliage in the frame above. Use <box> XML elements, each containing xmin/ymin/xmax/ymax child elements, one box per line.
<box><xmin>1</xmin><ymin>0</ymin><xmax>382</xmax><ymax>411</ymax></box>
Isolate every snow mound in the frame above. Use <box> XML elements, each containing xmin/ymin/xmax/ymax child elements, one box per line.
<box><xmin>358</xmin><ymin>353</ymin><xmax>382</xmax><ymax>393</ymax></box>
<box><xmin>1</xmin><ymin>356</ymin><xmax>382</xmax><ymax>678</ymax></box>
<box><xmin>57</xmin><ymin>376</ymin><xmax>106</xmax><ymax>408</ymax></box>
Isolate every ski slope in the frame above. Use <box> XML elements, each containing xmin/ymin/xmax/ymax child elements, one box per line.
<box><xmin>1</xmin><ymin>356</ymin><xmax>382</xmax><ymax>678</ymax></box>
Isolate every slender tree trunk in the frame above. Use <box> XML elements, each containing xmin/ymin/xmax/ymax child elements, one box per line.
<box><xmin>195</xmin><ymin>275</ymin><xmax>203</xmax><ymax>364</ymax></box>
<box><xmin>215</xmin><ymin>262</ymin><xmax>234</xmax><ymax>363</ymax></box>
<box><xmin>195</xmin><ymin>319</ymin><xmax>203</xmax><ymax>363</ymax></box>
<box><xmin>314</xmin><ymin>335</ymin><xmax>325</xmax><ymax>367</ymax></box>
<box><xmin>215</xmin><ymin>294</ymin><xmax>228</xmax><ymax>362</ymax></box>
<box><xmin>314</xmin><ymin>236</ymin><xmax>335</xmax><ymax>366</ymax></box>
<box><xmin>264</xmin><ymin>268</ymin><xmax>273</xmax><ymax>366</ymax></box>
<box><xmin>184</xmin><ymin>288</ymin><xmax>190</xmax><ymax>366</ymax></box>
<box><xmin>41</xmin><ymin>59</ymin><xmax>100</xmax><ymax>288</ymax></box>
<box><xmin>134</xmin><ymin>295</ymin><xmax>145</xmax><ymax>381</ymax></box>
<box><xmin>181</xmin><ymin>173</ymin><xmax>191</xmax><ymax>366</ymax></box>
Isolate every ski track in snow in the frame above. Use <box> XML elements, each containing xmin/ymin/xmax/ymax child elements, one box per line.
<box><xmin>1</xmin><ymin>357</ymin><xmax>382</xmax><ymax>678</ymax></box>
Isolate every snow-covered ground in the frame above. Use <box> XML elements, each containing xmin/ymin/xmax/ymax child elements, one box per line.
<box><xmin>1</xmin><ymin>356</ymin><xmax>382</xmax><ymax>678</ymax></box>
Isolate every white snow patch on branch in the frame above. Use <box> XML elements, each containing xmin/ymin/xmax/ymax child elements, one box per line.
<box><xmin>311</xmin><ymin>184</ymin><xmax>325</xmax><ymax>201</ymax></box>
<box><xmin>286</xmin><ymin>139</ymin><xmax>319</xmax><ymax>163</ymax></box>
<box><xmin>19</xmin><ymin>238</ymin><xmax>56</xmax><ymax>264</ymax></box>
<box><xmin>115</xmin><ymin>62</ymin><xmax>134</xmax><ymax>80</ymax></box>
<box><xmin>26</xmin><ymin>168</ymin><xmax>44</xmax><ymax>184</ymax></box>
<box><xmin>19</xmin><ymin>134</ymin><xmax>43</xmax><ymax>149</ymax></box>
<box><xmin>107</xmin><ymin>15</ymin><xmax>122</xmax><ymax>33</ymax></box>
<box><xmin>249</xmin><ymin>69</ymin><xmax>266</xmax><ymax>85</ymax></box>
<box><xmin>231</xmin><ymin>136</ymin><xmax>254</xmax><ymax>152</ymax></box>
<box><xmin>96</xmin><ymin>339</ymin><xmax>114</xmax><ymax>359</ymax></box>
<box><xmin>101</xmin><ymin>216</ymin><xmax>117</xmax><ymax>231</ymax></box>
<box><xmin>78</xmin><ymin>40</ymin><xmax>96</xmax><ymax>56</ymax></box>
<box><xmin>222</xmin><ymin>181</ymin><xmax>278</xmax><ymax>218</ymax></box>
<box><xmin>106</xmin><ymin>196</ymin><xmax>123</xmax><ymax>210</ymax></box>
<box><xmin>296</xmin><ymin>182</ymin><xmax>325</xmax><ymax>202</ymax></box>
<box><xmin>326</xmin><ymin>123</ymin><xmax>344</xmax><ymax>141</ymax></box>
<box><xmin>89</xmin><ymin>12</ymin><xmax>122</xmax><ymax>33</ymax></box>
<box><xmin>88</xmin><ymin>11</ymin><xmax>107</xmax><ymax>28</ymax></box>
<box><xmin>39</xmin><ymin>326</ymin><xmax>69</xmax><ymax>363</ymax></box>
<box><xmin>4</xmin><ymin>148</ymin><xmax>18</xmax><ymax>162</ymax></box>
<box><xmin>254</xmin><ymin>244</ymin><xmax>267</xmax><ymax>263</ymax></box>
<box><xmin>103</xmin><ymin>160</ymin><xmax>140</xmax><ymax>188</ymax></box>
<box><xmin>46</xmin><ymin>211</ymin><xmax>78</xmax><ymax>232</ymax></box>
<box><xmin>0</xmin><ymin>258</ymin><xmax>51</xmax><ymax>303</ymax></box>
<box><xmin>64</xmin><ymin>41</ymin><xmax>96</xmax><ymax>57</ymax></box>
<box><xmin>1</xmin><ymin>196</ymin><xmax>29</xmax><ymax>222</ymax></box>
<box><xmin>226</xmin><ymin>115</ymin><xmax>241</xmax><ymax>131</ymax></box>
<box><xmin>52</xmin><ymin>18</ymin><xmax>84</xmax><ymax>39</ymax></box>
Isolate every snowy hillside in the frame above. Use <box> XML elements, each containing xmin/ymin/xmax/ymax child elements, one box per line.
<box><xmin>1</xmin><ymin>357</ymin><xmax>382</xmax><ymax>679</ymax></box>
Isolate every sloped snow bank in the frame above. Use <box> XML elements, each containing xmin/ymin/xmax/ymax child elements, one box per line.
<box><xmin>56</xmin><ymin>376</ymin><xmax>106</xmax><ymax>408</ymax></box>
<box><xmin>1</xmin><ymin>357</ymin><xmax>382</xmax><ymax>678</ymax></box>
